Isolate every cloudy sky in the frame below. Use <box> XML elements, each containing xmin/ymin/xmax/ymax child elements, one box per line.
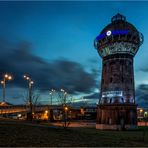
<box><xmin>0</xmin><ymin>1</ymin><xmax>148</xmax><ymax>107</ymax></box>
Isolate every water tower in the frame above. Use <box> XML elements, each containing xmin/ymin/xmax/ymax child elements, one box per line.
<box><xmin>94</xmin><ymin>13</ymin><xmax>143</xmax><ymax>130</ymax></box>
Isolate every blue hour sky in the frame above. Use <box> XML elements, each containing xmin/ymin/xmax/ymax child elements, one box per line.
<box><xmin>0</xmin><ymin>1</ymin><xmax>148</xmax><ymax>107</ymax></box>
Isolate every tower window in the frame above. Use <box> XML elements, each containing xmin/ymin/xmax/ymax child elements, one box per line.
<box><xmin>133</xmin><ymin>47</ymin><xmax>136</xmax><ymax>51</ymax></box>
<box><xmin>110</xmin><ymin>77</ymin><xmax>112</xmax><ymax>83</ymax></box>
<box><xmin>133</xmin><ymin>36</ymin><xmax>136</xmax><ymax>40</ymax></box>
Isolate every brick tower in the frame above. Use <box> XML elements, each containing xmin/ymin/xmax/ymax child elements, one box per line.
<box><xmin>94</xmin><ymin>13</ymin><xmax>143</xmax><ymax>130</ymax></box>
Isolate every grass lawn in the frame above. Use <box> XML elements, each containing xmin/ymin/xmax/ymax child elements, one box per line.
<box><xmin>0</xmin><ymin>120</ymin><xmax>148</xmax><ymax>147</ymax></box>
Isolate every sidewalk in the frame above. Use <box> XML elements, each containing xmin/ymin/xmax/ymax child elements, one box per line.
<box><xmin>48</xmin><ymin>121</ymin><xmax>96</xmax><ymax>128</ymax></box>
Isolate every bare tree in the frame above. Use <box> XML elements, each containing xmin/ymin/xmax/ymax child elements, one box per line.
<box><xmin>56</xmin><ymin>89</ymin><xmax>73</xmax><ymax>129</ymax></box>
<box><xmin>22</xmin><ymin>89</ymin><xmax>41</xmax><ymax>120</ymax></box>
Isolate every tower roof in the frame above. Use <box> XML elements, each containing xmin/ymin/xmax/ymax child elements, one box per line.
<box><xmin>100</xmin><ymin>14</ymin><xmax>138</xmax><ymax>35</ymax></box>
<box><xmin>111</xmin><ymin>13</ymin><xmax>126</xmax><ymax>22</ymax></box>
<box><xmin>94</xmin><ymin>13</ymin><xmax>143</xmax><ymax>58</ymax></box>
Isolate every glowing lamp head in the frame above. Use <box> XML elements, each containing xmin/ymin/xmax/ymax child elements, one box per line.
<box><xmin>4</xmin><ymin>74</ymin><xmax>12</xmax><ymax>80</ymax></box>
<box><xmin>23</xmin><ymin>75</ymin><xmax>27</xmax><ymax>78</ymax></box>
<box><xmin>64</xmin><ymin>106</ymin><xmax>68</xmax><ymax>111</ymax></box>
<box><xmin>45</xmin><ymin>110</ymin><xmax>48</xmax><ymax>114</ymax></box>
<box><xmin>4</xmin><ymin>74</ymin><xmax>8</xmax><ymax>78</ymax></box>
<box><xmin>61</xmin><ymin>88</ymin><xmax>64</xmax><ymax>92</ymax></box>
<box><xmin>26</xmin><ymin>77</ymin><xmax>29</xmax><ymax>80</ymax></box>
<box><xmin>1</xmin><ymin>81</ymin><xmax>4</xmax><ymax>84</ymax></box>
<box><xmin>8</xmin><ymin>76</ymin><xmax>12</xmax><ymax>80</ymax></box>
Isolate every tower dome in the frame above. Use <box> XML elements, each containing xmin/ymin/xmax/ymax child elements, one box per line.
<box><xmin>94</xmin><ymin>13</ymin><xmax>143</xmax><ymax>58</ymax></box>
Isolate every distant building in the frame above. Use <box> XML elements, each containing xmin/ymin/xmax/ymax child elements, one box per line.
<box><xmin>0</xmin><ymin>101</ymin><xmax>12</xmax><ymax>106</ymax></box>
<box><xmin>137</xmin><ymin>107</ymin><xmax>148</xmax><ymax>120</ymax></box>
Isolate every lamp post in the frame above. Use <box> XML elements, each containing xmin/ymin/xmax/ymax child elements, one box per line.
<box><xmin>140</xmin><ymin>108</ymin><xmax>143</xmax><ymax>117</ymax></box>
<box><xmin>60</xmin><ymin>89</ymin><xmax>69</xmax><ymax>128</ymax></box>
<box><xmin>60</xmin><ymin>89</ymin><xmax>67</xmax><ymax>105</ymax></box>
<box><xmin>1</xmin><ymin>74</ymin><xmax>12</xmax><ymax>102</ymax></box>
<box><xmin>49</xmin><ymin>89</ymin><xmax>55</xmax><ymax>105</ymax></box>
<box><xmin>49</xmin><ymin>89</ymin><xmax>55</xmax><ymax>122</ymax></box>
<box><xmin>63</xmin><ymin>104</ymin><xmax>69</xmax><ymax>129</ymax></box>
<box><xmin>23</xmin><ymin>75</ymin><xmax>34</xmax><ymax>120</ymax></box>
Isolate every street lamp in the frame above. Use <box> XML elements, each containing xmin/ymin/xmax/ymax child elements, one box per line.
<box><xmin>1</xmin><ymin>74</ymin><xmax>12</xmax><ymax>102</ymax></box>
<box><xmin>23</xmin><ymin>74</ymin><xmax>34</xmax><ymax>120</ymax></box>
<box><xmin>61</xmin><ymin>88</ymin><xmax>64</xmax><ymax>92</ymax></box>
<box><xmin>49</xmin><ymin>89</ymin><xmax>56</xmax><ymax>122</ymax></box>
<box><xmin>140</xmin><ymin>108</ymin><xmax>143</xmax><ymax>117</ymax></box>
<box><xmin>64</xmin><ymin>106</ymin><xmax>68</xmax><ymax>112</ymax></box>
<box><xmin>49</xmin><ymin>89</ymin><xmax>55</xmax><ymax>105</ymax></box>
<box><xmin>60</xmin><ymin>89</ymin><xmax>67</xmax><ymax>105</ymax></box>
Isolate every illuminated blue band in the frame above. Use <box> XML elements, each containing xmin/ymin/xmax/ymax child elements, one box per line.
<box><xmin>96</xmin><ymin>30</ymin><xmax>129</xmax><ymax>41</ymax></box>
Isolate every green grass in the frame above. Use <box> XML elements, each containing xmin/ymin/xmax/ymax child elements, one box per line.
<box><xmin>0</xmin><ymin>120</ymin><xmax>148</xmax><ymax>147</ymax></box>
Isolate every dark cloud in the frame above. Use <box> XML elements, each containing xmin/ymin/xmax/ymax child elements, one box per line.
<box><xmin>90</xmin><ymin>68</ymin><xmax>101</xmax><ymax>78</ymax></box>
<box><xmin>88</xmin><ymin>58</ymin><xmax>99</xmax><ymax>64</ymax></box>
<box><xmin>139</xmin><ymin>67</ymin><xmax>148</xmax><ymax>73</ymax></box>
<box><xmin>84</xmin><ymin>92</ymin><xmax>99</xmax><ymax>99</ymax></box>
<box><xmin>135</xmin><ymin>84</ymin><xmax>148</xmax><ymax>107</ymax></box>
<box><xmin>0</xmin><ymin>39</ymin><xmax>97</xmax><ymax>94</ymax></box>
<box><xmin>138</xmin><ymin>62</ymin><xmax>148</xmax><ymax>73</ymax></box>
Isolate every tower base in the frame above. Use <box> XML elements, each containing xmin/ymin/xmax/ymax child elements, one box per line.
<box><xmin>96</xmin><ymin>104</ymin><xmax>137</xmax><ymax>130</ymax></box>
<box><xmin>96</xmin><ymin>124</ymin><xmax>137</xmax><ymax>130</ymax></box>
